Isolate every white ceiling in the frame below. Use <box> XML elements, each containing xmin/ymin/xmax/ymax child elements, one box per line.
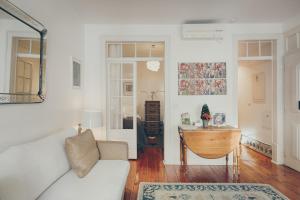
<box><xmin>10</xmin><ymin>0</ymin><xmax>300</xmax><ymax>24</ymax></box>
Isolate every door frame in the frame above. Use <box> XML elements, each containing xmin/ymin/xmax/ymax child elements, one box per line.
<box><xmin>101</xmin><ymin>35</ymin><xmax>170</xmax><ymax>161</ymax></box>
<box><xmin>233</xmin><ymin>34</ymin><xmax>284</xmax><ymax>164</ymax></box>
<box><xmin>283</xmin><ymin>25</ymin><xmax>300</xmax><ymax>171</ymax></box>
<box><xmin>283</xmin><ymin>52</ymin><xmax>300</xmax><ymax>171</ymax></box>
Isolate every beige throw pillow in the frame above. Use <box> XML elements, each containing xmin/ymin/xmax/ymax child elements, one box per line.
<box><xmin>65</xmin><ymin>129</ymin><xmax>100</xmax><ymax>178</ymax></box>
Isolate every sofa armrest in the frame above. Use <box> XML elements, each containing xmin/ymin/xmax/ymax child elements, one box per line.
<box><xmin>96</xmin><ymin>141</ymin><xmax>128</xmax><ymax>160</ymax></box>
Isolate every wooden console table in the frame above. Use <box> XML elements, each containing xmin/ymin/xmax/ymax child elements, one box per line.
<box><xmin>178</xmin><ymin>125</ymin><xmax>241</xmax><ymax>177</ymax></box>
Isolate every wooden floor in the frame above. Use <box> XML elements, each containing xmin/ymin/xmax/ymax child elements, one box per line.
<box><xmin>124</xmin><ymin>146</ymin><xmax>300</xmax><ymax>199</ymax></box>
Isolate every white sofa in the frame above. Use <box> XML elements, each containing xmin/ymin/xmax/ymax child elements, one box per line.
<box><xmin>0</xmin><ymin>128</ymin><xmax>130</xmax><ymax>200</ymax></box>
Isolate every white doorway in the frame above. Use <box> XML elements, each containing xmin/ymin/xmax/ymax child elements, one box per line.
<box><xmin>137</xmin><ymin>60</ymin><xmax>165</xmax><ymax>154</ymax></box>
<box><xmin>237</xmin><ymin>40</ymin><xmax>276</xmax><ymax>158</ymax></box>
<box><xmin>105</xmin><ymin>41</ymin><xmax>165</xmax><ymax>159</ymax></box>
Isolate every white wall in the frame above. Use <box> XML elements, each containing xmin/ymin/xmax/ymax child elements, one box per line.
<box><xmin>282</xmin><ymin>14</ymin><xmax>300</xmax><ymax>32</ymax></box>
<box><xmin>238</xmin><ymin>60</ymin><xmax>273</xmax><ymax>145</ymax></box>
<box><xmin>84</xmin><ymin>23</ymin><xmax>282</xmax><ymax>165</ymax></box>
<box><xmin>137</xmin><ymin>61</ymin><xmax>165</xmax><ymax>120</ymax></box>
<box><xmin>0</xmin><ymin>0</ymin><xmax>84</xmax><ymax>152</ymax></box>
<box><xmin>0</xmin><ymin>1</ymin><xmax>288</xmax><ymax>165</ymax></box>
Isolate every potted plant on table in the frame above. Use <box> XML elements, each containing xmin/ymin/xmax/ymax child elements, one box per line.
<box><xmin>201</xmin><ymin>104</ymin><xmax>211</xmax><ymax>128</ymax></box>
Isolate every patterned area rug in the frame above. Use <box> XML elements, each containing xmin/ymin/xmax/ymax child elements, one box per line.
<box><xmin>137</xmin><ymin>182</ymin><xmax>289</xmax><ymax>200</ymax></box>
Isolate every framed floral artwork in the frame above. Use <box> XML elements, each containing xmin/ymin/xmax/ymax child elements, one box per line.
<box><xmin>178</xmin><ymin>62</ymin><xmax>227</xmax><ymax>95</ymax></box>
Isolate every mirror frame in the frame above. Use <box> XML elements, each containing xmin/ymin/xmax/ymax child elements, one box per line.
<box><xmin>0</xmin><ymin>0</ymin><xmax>47</xmax><ymax>104</ymax></box>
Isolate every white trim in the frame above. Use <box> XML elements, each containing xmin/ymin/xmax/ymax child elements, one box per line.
<box><xmin>238</xmin><ymin>56</ymin><xmax>273</xmax><ymax>61</ymax></box>
<box><xmin>16</xmin><ymin>53</ymin><xmax>44</xmax><ymax>59</ymax></box>
<box><xmin>284</xmin><ymin>26</ymin><xmax>300</xmax><ymax>55</ymax></box>
<box><xmin>233</xmin><ymin>33</ymin><xmax>284</xmax><ymax>165</ymax></box>
<box><xmin>271</xmin><ymin>160</ymin><xmax>282</xmax><ymax>165</ymax></box>
<box><xmin>106</xmin><ymin>57</ymin><xmax>164</xmax><ymax>62</ymax></box>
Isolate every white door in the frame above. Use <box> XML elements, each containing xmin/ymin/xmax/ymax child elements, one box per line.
<box><xmin>107</xmin><ymin>62</ymin><xmax>137</xmax><ymax>159</ymax></box>
<box><xmin>15</xmin><ymin>58</ymin><xmax>32</xmax><ymax>94</ymax></box>
<box><xmin>284</xmin><ymin>51</ymin><xmax>300</xmax><ymax>172</ymax></box>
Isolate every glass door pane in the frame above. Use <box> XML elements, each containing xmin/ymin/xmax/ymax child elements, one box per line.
<box><xmin>123</xmin><ymin>63</ymin><xmax>133</xmax><ymax>79</ymax></box>
<box><xmin>109</xmin><ymin>62</ymin><xmax>135</xmax><ymax>130</ymax></box>
<box><xmin>122</xmin><ymin>63</ymin><xmax>133</xmax><ymax>129</ymax></box>
<box><xmin>109</xmin><ymin>63</ymin><xmax>122</xmax><ymax>129</ymax></box>
<box><xmin>108</xmin><ymin>44</ymin><xmax>122</xmax><ymax>58</ymax></box>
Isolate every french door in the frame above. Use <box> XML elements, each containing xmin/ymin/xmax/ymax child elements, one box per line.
<box><xmin>107</xmin><ymin>61</ymin><xmax>137</xmax><ymax>159</ymax></box>
<box><xmin>284</xmin><ymin>51</ymin><xmax>300</xmax><ymax>172</ymax></box>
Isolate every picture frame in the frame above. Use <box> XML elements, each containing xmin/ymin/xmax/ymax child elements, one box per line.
<box><xmin>178</xmin><ymin>62</ymin><xmax>227</xmax><ymax>95</ymax></box>
<box><xmin>181</xmin><ymin>112</ymin><xmax>191</xmax><ymax>125</ymax></box>
<box><xmin>123</xmin><ymin>81</ymin><xmax>133</xmax><ymax>96</ymax></box>
<box><xmin>213</xmin><ymin>113</ymin><xmax>226</xmax><ymax>126</ymax></box>
<box><xmin>71</xmin><ymin>57</ymin><xmax>82</xmax><ymax>89</ymax></box>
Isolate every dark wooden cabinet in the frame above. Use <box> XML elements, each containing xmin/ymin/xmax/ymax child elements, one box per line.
<box><xmin>145</xmin><ymin>101</ymin><xmax>160</xmax><ymax>134</ymax></box>
<box><xmin>144</xmin><ymin>101</ymin><xmax>163</xmax><ymax>146</ymax></box>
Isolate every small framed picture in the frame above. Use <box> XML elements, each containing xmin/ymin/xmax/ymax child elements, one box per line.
<box><xmin>71</xmin><ymin>57</ymin><xmax>82</xmax><ymax>89</ymax></box>
<box><xmin>181</xmin><ymin>112</ymin><xmax>191</xmax><ymax>125</ymax></box>
<box><xmin>123</xmin><ymin>81</ymin><xmax>133</xmax><ymax>96</ymax></box>
<box><xmin>213</xmin><ymin>113</ymin><xmax>226</xmax><ymax>126</ymax></box>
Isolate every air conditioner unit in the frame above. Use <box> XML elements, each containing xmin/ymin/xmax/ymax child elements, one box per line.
<box><xmin>182</xmin><ymin>24</ymin><xmax>225</xmax><ymax>40</ymax></box>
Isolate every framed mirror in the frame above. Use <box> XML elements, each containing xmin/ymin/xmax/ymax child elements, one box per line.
<box><xmin>0</xmin><ymin>0</ymin><xmax>47</xmax><ymax>104</ymax></box>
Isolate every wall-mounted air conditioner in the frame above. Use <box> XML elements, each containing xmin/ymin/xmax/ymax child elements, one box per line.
<box><xmin>182</xmin><ymin>24</ymin><xmax>225</xmax><ymax>40</ymax></box>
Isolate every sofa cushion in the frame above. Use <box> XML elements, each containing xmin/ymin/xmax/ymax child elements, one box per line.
<box><xmin>38</xmin><ymin>160</ymin><xmax>130</xmax><ymax>200</ymax></box>
<box><xmin>0</xmin><ymin>128</ymin><xmax>76</xmax><ymax>200</ymax></box>
<box><xmin>65</xmin><ymin>129</ymin><xmax>100</xmax><ymax>178</ymax></box>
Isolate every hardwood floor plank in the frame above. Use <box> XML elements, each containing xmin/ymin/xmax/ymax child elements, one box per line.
<box><xmin>124</xmin><ymin>146</ymin><xmax>300</xmax><ymax>199</ymax></box>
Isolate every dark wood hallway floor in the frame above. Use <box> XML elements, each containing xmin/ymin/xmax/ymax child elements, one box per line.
<box><xmin>124</xmin><ymin>146</ymin><xmax>300</xmax><ymax>199</ymax></box>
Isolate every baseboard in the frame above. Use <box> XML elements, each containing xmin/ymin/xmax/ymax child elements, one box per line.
<box><xmin>271</xmin><ymin>160</ymin><xmax>283</xmax><ymax>165</ymax></box>
<box><xmin>241</xmin><ymin>135</ymin><xmax>272</xmax><ymax>158</ymax></box>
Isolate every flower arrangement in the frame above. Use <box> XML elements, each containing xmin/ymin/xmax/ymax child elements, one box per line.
<box><xmin>201</xmin><ymin>113</ymin><xmax>211</xmax><ymax>120</ymax></box>
<box><xmin>201</xmin><ymin>104</ymin><xmax>211</xmax><ymax>120</ymax></box>
<box><xmin>201</xmin><ymin>104</ymin><xmax>211</xmax><ymax>128</ymax></box>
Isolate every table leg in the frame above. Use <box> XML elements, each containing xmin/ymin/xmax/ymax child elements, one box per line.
<box><xmin>183</xmin><ymin>144</ymin><xmax>187</xmax><ymax>165</ymax></box>
<box><xmin>233</xmin><ymin>149</ymin><xmax>236</xmax><ymax>182</ymax></box>
<box><xmin>180</xmin><ymin>138</ymin><xmax>183</xmax><ymax>165</ymax></box>
<box><xmin>237</xmin><ymin>147</ymin><xmax>240</xmax><ymax>178</ymax></box>
<box><xmin>226</xmin><ymin>154</ymin><xmax>229</xmax><ymax>166</ymax></box>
